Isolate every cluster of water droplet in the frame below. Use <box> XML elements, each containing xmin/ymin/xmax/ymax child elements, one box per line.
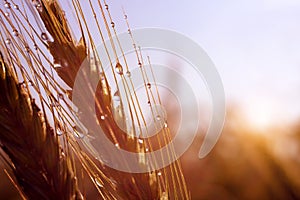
<box><xmin>4</xmin><ymin>1</ymin><xmax>11</xmax><ymax>9</ymax></box>
<box><xmin>32</xmin><ymin>0</ymin><xmax>43</xmax><ymax>12</ymax></box>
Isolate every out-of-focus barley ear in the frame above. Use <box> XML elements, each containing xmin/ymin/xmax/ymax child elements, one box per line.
<box><xmin>0</xmin><ymin>53</ymin><xmax>82</xmax><ymax>199</ymax></box>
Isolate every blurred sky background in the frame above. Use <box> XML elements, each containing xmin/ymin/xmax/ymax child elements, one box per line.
<box><xmin>104</xmin><ymin>0</ymin><xmax>300</xmax><ymax>129</ymax></box>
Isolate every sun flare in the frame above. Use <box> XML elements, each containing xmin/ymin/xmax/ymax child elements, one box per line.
<box><xmin>244</xmin><ymin>100</ymin><xmax>278</xmax><ymax>131</ymax></box>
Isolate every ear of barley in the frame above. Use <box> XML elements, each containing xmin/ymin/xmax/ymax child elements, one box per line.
<box><xmin>0</xmin><ymin>0</ymin><xmax>190</xmax><ymax>199</ymax></box>
<box><xmin>0</xmin><ymin>53</ymin><xmax>82</xmax><ymax>199</ymax></box>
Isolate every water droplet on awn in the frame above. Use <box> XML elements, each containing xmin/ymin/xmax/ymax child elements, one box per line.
<box><xmin>41</xmin><ymin>32</ymin><xmax>48</xmax><ymax>41</ymax></box>
<box><xmin>5</xmin><ymin>39</ymin><xmax>11</xmax><ymax>44</ymax></box>
<box><xmin>126</xmin><ymin>71</ymin><xmax>131</xmax><ymax>77</ymax></box>
<box><xmin>147</xmin><ymin>83</ymin><xmax>151</xmax><ymax>89</ymax></box>
<box><xmin>4</xmin><ymin>2</ymin><xmax>11</xmax><ymax>9</ymax></box>
<box><xmin>13</xmin><ymin>29</ymin><xmax>19</xmax><ymax>37</ymax></box>
<box><xmin>94</xmin><ymin>176</ymin><xmax>104</xmax><ymax>187</ymax></box>
<box><xmin>113</xmin><ymin>93</ymin><xmax>120</xmax><ymax>101</ymax></box>
<box><xmin>111</xmin><ymin>22</ymin><xmax>115</xmax><ymax>28</ymax></box>
<box><xmin>56</xmin><ymin>128</ymin><xmax>63</xmax><ymax>136</ymax></box>
<box><xmin>115</xmin><ymin>62</ymin><xmax>123</xmax><ymax>75</ymax></box>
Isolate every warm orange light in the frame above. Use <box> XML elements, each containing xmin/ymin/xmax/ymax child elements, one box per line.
<box><xmin>243</xmin><ymin>99</ymin><xmax>278</xmax><ymax>131</ymax></box>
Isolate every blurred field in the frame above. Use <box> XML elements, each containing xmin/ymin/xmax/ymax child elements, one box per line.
<box><xmin>1</xmin><ymin>107</ymin><xmax>299</xmax><ymax>199</ymax></box>
<box><xmin>182</xmin><ymin>108</ymin><xmax>300</xmax><ymax>200</ymax></box>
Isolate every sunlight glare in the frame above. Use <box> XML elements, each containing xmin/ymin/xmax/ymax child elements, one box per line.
<box><xmin>244</xmin><ymin>100</ymin><xmax>278</xmax><ymax>131</ymax></box>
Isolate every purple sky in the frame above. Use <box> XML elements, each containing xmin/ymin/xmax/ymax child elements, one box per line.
<box><xmin>106</xmin><ymin>0</ymin><xmax>300</xmax><ymax>124</ymax></box>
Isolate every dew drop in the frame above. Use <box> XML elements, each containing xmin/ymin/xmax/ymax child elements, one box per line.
<box><xmin>32</xmin><ymin>0</ymin><xmax>42</xmax><ymax>12</ymax></box>
<box><xmin>147</xmin><ymin>100</ymin><xmax>151</xmax><ymax>105</ymax></box>
<box><xmin>4</xmin><ymin>12</ymin><xmax>9</xmax><ymax>17</ymax></box>
<box><xmin>24</xmin><ymin>46</ymin><xmax>30</xmax><ymax>53</ymax></box>
<box><xmin>125</xmin><ymin>71</ymin><xmax>131</xmax><ymax>77</ymax></box>
<box><xmin>12</xmin><ymin>29</ymin><xmax>19</xmax><ymax>37</ymax></box>
<box><xmin>33</xmin><ymin>44</ymin><xmax>38</xmax><ymax>50</ymax></box>
<box><xmin>113</xmin><ymin>93</ymin><xmax>120</xmax><ymax>101</ymax></box>
<box><xmin>111</xmin><ymin>22</ymin><xmax>115</xmax><ymax>28</ymax></box>
<box><xmin>105</xmin><ymin>4</ymin><xmax>108</xmax><ymax>9</ymax></box>
<box><xmin>54</xmin><ymin>63</ymin><xmax>61</xmax><ymax>68</ymax></box>
<box><xmin>115</xmin><ymin>62</ymin><xmax>123</xmax><ymax>75</ymax></box>
<box><xmin>19</xmin><ymin>81</ymin><xmax>25</xmax><ymax>88</ymax></box>
<box><xmin>94</xmin><ymin>176</ymin><xmax>104</xmax><ymax>188</ymax></box>
<box><xmin>60</xmin><ymin>152</ymin><xmax>65</xmax><ymax>160</ymax></box>
<box><xmin>4</xmin><ymin>2</ymin><xmax>11</xmax><ymax>9</ymax></box>
<box><xmin>124</xmin><ymin>14</ymin><xmax>127</xmax><ymax>19</ymax></box>
<box><xmin>41</xmin><ymin>32</ymin><xmax>48</xmax><ymax>41</ymax></box>
<box><xmin>100</xmin><ymin>115</ymin><xmax>105</xmax><ymax>120</ymax></box>
<box><xmin>138</xmin><ymin>62</ymin><xmax>142</xmax><ymax>67</ymax></box>
<box><xmin>146</xmin><ymin>83</ymin><xmax>151</xmax><ymax>89</ymax></box>
<box><xmin>36</xmin><ymin>4</ymin><xmax>42</xmax><ymax>12</ymax></box>
<box><xmin>14</xmin><ymin>4</ymin><xmax>19</xmax><ymax>10</ymax></box>
<box><xmin>5</xmin><ymin>38</ymin><xmax>11</xmax><ymax>44</ymax></box>
<box><xmin>156</xmin><ymin>115</ymin><xmax>161</xmax><ymax>121</ymax></box>
<box><xmin>115</xmin><ymin>143</ymin><xmax>119</xmax><ymax>148</ymax></box>
<box><xmin>164</xmin><ymin>122</ymin><xmax>168</xmax><ymax>128</ymax></box>
<box><xmin>157</xmin><ymin>171</ymin><xmax>162</xmax><ymax>176</ymax></box>
<box><xmin>28</xmin><ymin>80</ymin><xmax>34</xmax><ymax>86</ymax></box>
<box><xmin>145</xmin><ymin>148</ymin><xmax>149</xmax><ymax>152</ymax></box>
<box><xmin>56</xmin><ymin>128</ymin><xmax>63</xmax><ymax>136</ymax></box>
<box><xmin>138</xmin><ymin>139</ymin><xmax>143</xmax><ymax>144</ymax></box>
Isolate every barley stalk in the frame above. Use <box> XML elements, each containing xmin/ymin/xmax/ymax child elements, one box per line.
<box><xmin>0</xmin><ymin>0</ymin><xmax>190</xmax><ymax>199</ymax></box>
<box><xmin>34</xmin><ymin>1</ymin><xmax>164</xmax><ymax>199</ymax></box>
<box><xmin>0</xmin><ymin>53</ymin><xmax>82</xmax><ymax>199</ymax></box>
<box><xmin>36</xmin><ymin>0</ymin><xmax>190</xmax><ymax>199</ymax></box>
